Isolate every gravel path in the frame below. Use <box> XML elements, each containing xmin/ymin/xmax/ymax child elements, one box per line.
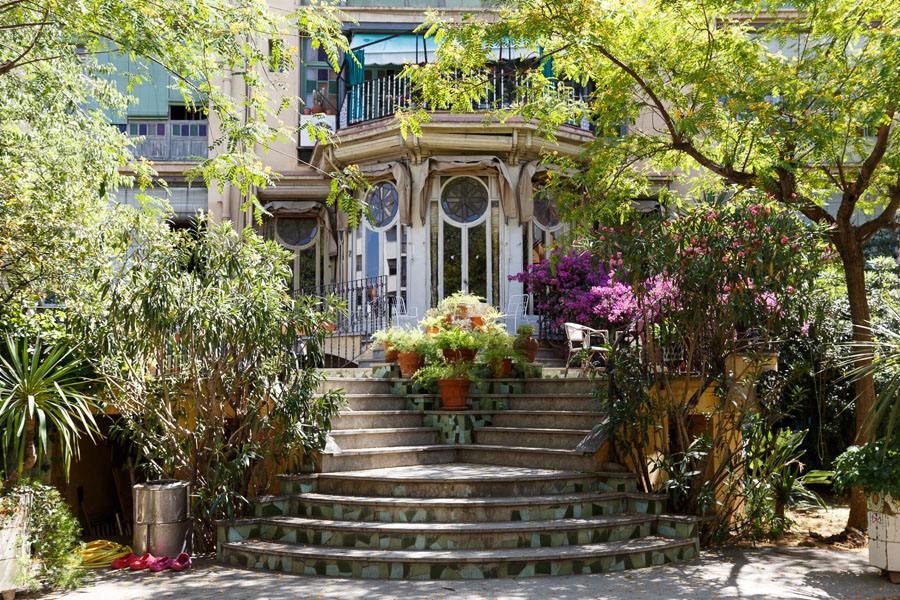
<box><xmin>42</xmin><ymin>546</ymin><xmax>900</xmax><ymax>600</ymax></box>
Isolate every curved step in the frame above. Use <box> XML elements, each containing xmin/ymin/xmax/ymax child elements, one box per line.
<box><xmin>221</xmin><ymin>536</ymin><xmax>698</xmax><ymax>579</ymax></box>
<box><xmin>227</xmin><ymin>513</ymin><xmax>659</xmax><ymax>550</ymax></box>
<box><xmin>457</xmin><ymin>444</ymin><xmax>601</xmax><ymax>474</ymax></box>
<box><xmin>332</xmin><ymin>410</ymin><xmax>425</xmax><ymax>430</ymax></box>
<box><xmin>314</xmin><ymin>463</ymin><xmax>607</xmax><ymax>498</ymax></box>
<box><xmin>320</xmin><ymin>445</ymin><xmax>454</xmax><ymax>472</ymax></box>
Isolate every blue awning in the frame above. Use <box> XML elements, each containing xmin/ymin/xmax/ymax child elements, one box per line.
<box><xmin>350</xmin><ymin>34</ymin><xmax>438</xmax><ymax>66</ymax></box>
<box><xmin>350</xmin><ymin>33</ymin><xmax>538</xmax><ymax>66</ymax></box>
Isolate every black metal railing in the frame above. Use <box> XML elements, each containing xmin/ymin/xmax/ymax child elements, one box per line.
<box><xmin>293</xmin><ymin>275</ymin><xmax>390</xmax><ymax>367</ymax></box>
<box><xmin>339</xmin><ymin>71</ymin><xmax>592</xmax><ymax>130</ymax></box>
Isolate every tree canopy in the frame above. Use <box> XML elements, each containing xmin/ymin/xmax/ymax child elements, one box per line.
<box><xmin>0</xmin><ymin>0</ymin><xmax>348</xmax><ymax>311</ymax></box>
<box><xmin>404</xmin><ymin>0</ymin><xmax>900</xmax><ymax>529</ymax></box>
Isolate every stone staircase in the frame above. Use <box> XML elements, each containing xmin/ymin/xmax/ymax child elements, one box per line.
<box><xmin>217</xmin><ymin>367</ymin><xmax>700</xmax><ymax>579</ymax></box>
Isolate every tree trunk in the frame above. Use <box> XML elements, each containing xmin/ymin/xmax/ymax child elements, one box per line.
<box><xmin>4</xmin><ymin>416</ymin><xmax>37</xmax><ymax>489</ymax></box>
<box><xmin>835</xmin><ymin>229</ymin><xmax>876</xmax><ymax>531</ymax></box>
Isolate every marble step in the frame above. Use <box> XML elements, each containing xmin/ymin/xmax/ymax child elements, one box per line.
<box><xmin>309</xmin><ymin>464</ymin><xmax>608</xmax><ymax>498</ymax></box>
<box><xmin>506</xmin><ymin>395</ymin><xmax>598</xmax><ymax>411</ymax></box>
<box><xmin>457</xmin><ymin>444</ymin><xmax>600</xmax><ymax>474</ymax></box>
<box><xmin>523</xmin><ymin>379</ymin><xmax>595</xmax><ymax>394</ymax></box>
<box><xmin>252</xmin><ymin>490</ymin><xmax>667</xmax><ymax>523</ymax></box>
<box><xmin>320</xmin><ymin>445</ymin><xmax>455</xmax><ymax>472</ymax></box>
<box><xmin>491</xmin><ymin>410</ymin><xmax>600</xmax><ymax>430</ymax></box>
<box><xmin>220</xmin><ymin>536</ymin><xmax>699</xmax><ymax>579</ymax></box>
<box><xmin>327</xmin><ymin>427</ymin><xmax>440</xmax><ymax>450</ymax></box>
<box><xmin>223</xmin><ymin>513</ymin><xmax>680</xmax><ymax>551</ymax></box>
<box><xmin>340</xmin><ymin>394</ymin><xmax>409</xmax><ymax>411</ymax></box>
<box><xmin>318</xmin><ymin>378</ymin><xmax>392</xmax><ymax>394</ymax></box>
<box><xmin>474</xmin><ymin>426</ymin><xmax>591</xmax><ymax>450</ymax></box>
<box><xmin>332</xmin><ymin>410</ymin><xmax>425</xmax><ymax>430</ymax></box>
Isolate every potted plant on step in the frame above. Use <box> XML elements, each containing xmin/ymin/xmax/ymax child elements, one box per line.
<box><xmin>393</xmin><ymin>330</ymin><xmax>434</xmax><ymax>379</ymax></box>
<box><xmin>514</xmin><ymin>324</ymin><xmax>539</xmax><ymax>363</ymax></box>
<box><xmin>421</xmin><ymin>315</ymin><xmax>444</xmax><ymax>335</ymax></box>
<box><xmin>435</xmin><ymin>327</ymin><xmax>483</xmax><ymax>364</ymax></box>
<box><xmin>480</xmin><ymin>330</ymin><xmax>518</xmax><ymax>378</ymax></box>
<box><xmin>371</xmin><ymin>326</ymin><xmax>405</xmax><ymax>363</ymax></box>
<box><xmin>413</xmin><ymin>362</ymin><xmax>479</xmax><ymax>410</ymax></box>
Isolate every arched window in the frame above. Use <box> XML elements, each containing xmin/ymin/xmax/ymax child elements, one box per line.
<box><xmin>275</xmin><ymin>217</ymin><xmax>321</xmax><ymax>294</ymax></box>
<box><xmin>431</xmin><ymin>176</ymin><xmax>499</xmax><ymax>305</ymax></box>
<box><xmin>525</xmin><ymin>187</ymin><xmax>565</xmax><ymax>268</ymax></box>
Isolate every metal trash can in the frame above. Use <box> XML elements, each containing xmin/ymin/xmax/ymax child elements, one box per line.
<box><xmin>133</xmin><ymin>480</ymin><xmax>193</xmax><ymax>557</ymax></box>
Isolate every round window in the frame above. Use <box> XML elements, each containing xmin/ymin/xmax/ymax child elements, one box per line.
<box><xmin>276</xmin><ymin>217</ymin><xmax>318</xmax><ymax>248</ymax></box>
<box><xmin>441</xmin><ymin>177</ymin><xmax>488</xmax><ymax>224</ymax></box>
<box><xmin>366</xmin><ymin>182</ymin><xmax>399</xmax><ymax>229</ymax></box>
<box><xmin>533</xmin><ymin>188</ymin><xmax>560</xmax><ymax>229</ymax></box>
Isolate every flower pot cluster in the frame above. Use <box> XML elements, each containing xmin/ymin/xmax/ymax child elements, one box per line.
<box><xmin>373</xmin><ymin>291</ymin><xmax>531</xmax><ymax>410</ymax></box>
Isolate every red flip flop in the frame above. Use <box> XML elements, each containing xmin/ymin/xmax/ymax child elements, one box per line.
<box><xmin>169</xmin><ymin>553</ymin><xmax>191</xmax><ymax>572</ymax></box>
<box><xmin>129</xmin><ymin>553</ymin><xmax>156</xmax><ymax>570</ymax></box>
<box><xmin>149</xmin><ymin>556</ymin><xmax>173</xmax><ymax>572</ymax></box>
<box><xmin>110</xmin><ymin>553</ymin><xmax>136</xmax><ymax>569</ymax></box>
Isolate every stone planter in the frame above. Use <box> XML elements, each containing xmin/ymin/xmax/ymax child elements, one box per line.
<box><xmin>868</xmin><ymin>492</ymin><xmax>900</xmax><ymax>582</ymax></box>
<box><xmin>437</xmin><ymin>379</ymin><xmax>470</xmax><ymax>410</ymax></box>
<box><xmin>1</xmin><ymin>494</ymin><xmax>29</xmax><ymax>600</ymax></box>
<box><xmin>397</xmin><ymin>352</ymin><xmax>424</xmax><ymax>379</ymax></box>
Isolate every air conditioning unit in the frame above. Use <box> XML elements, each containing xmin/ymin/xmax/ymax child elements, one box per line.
<box><xmin>299</xmin><ymin>113</ymin><xmax>336</xmax><ymax>148</ymax></box>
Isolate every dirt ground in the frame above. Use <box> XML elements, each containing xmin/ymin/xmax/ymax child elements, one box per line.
<box><xmin>776</xmin><ymin>500</ymin><xmax>869</xmax><ymax>550</ymax></box>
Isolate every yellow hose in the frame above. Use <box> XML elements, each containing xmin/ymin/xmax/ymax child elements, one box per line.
<box><xmin>79</xmin><ymin>540</ymin><xmax>133</xmax><ymax>569</ymax></box>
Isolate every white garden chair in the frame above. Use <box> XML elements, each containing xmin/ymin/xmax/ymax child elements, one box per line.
<box><xmin>502</xmin><ymin>293</ymin><xmax>531</xmax><ymax>334</ymax></box>
<box><xmin>392</xmin><ymin>296</ymin><xmax>419</xmax><ymax>329</ymax></box>
<box><xmin>564</xmin><ymin>322</ymin><xmax>609</xmax><ymax>375</ymax></box>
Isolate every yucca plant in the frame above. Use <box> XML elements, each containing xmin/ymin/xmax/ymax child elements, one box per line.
<box><xmin>0</xmin><ymin>336</ymin><xmax>100</xmax><ymax>488</ymax></box>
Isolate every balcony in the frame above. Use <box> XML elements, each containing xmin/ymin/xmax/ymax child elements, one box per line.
<box><xmin>118</xmin><ymin>119</ymin><xmax>209</xmax><ymax>161</ymax></box>
<box><xmin>338</xmin><ymin>71</ymin><xmax>592</xmax><ymax>131</ymax></box>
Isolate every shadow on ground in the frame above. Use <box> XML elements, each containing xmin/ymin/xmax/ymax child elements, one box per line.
<box><xmin>54</xmin><ymin>547</ymin><xmax>897</xmax><ymax>600</ymax></box>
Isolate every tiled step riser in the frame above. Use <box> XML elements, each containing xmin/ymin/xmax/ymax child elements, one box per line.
<box><xmin>474</xmin><ymin>429</ymin><xmax>589</xmax><ymax>450</ymax></box>
<box><xmin>318</xmin><ymin>380</ymin><xmax>391</xmax><ymax>394</ymax></box>
<box><xmin>229</xmin><ymin>519</ymin><xmax>655</xmax><ymax>551</ymax></box>
<box><xmin>524</xmin><ymin>381</ymin><xmax>595</xmax><ymax>395</ymax></box>
<box><xmin>314</xmin><ymin>475</ymin><xmax>601</xmax><ymax>499</ymax></box>
<box><xmin>332</xmin><ymin>413</ymin><xmax>424</xmax><ymax>430</ymax></box>
<box><xmin>220</xmin><ymin>540</ymin><xmax>699</xmax><ymax>579</ymax></box>
<box><xmin>457</xmin><ymin>447</ymin><xmax>597</xmax><ymax>472</ymax></box>
<box><xmin>321</xmin><ymin>448</ymin><xmax>456</xmax><ymax>472</ymax></box>
<box><xmin>251</xmin><ymin>495</ymin><xmax>667</xmax><ymax>523</ymax></box>
<box><xmin>329</xmin><ymin>430</ymin><xmax>439</xmax><ymax>450</ymax></box>
<box><xmin>507</xmin><ymin>397</ymin><xmax>598</xmax><ymax>411</ymax></box>
<box><xmin>290</xmin><ymin>498</ymin><xmax>631</xmax><ymax>523</ymax></box>
<box><xmin>491</xmin><ymin>413</ymin><xmax>600</xmax><ymax>430</ymax></box>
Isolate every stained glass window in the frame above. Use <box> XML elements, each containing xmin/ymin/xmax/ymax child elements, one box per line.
<box><xmin>276</xmin><ymin>217</ymin><xmax>318</xmax><ymax>248</ymax></box>
<box><xmin>366</xmin><ymin>182</ymin><xmax>399</xmax><ymax>229</ymax></box>
<box><xmin>441</xmin><ymin>177</ymin><xmax>488</xmax><ymax>224</ymax></box>
<box><xmin>533</xmin><ymin>188</ymin><xmax>560</xmax><ymax>229</ymax></box>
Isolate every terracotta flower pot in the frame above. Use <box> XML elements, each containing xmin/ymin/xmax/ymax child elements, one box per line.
<box><xmin>457</xmin><ymin>304</ymin><xmax>469</xmax><ymax>318</ymax></box>
<box><xmin>437</xmin><ymin>378</ymin><xmax>470</xmax><ymax>410</ymax></box>
<box><xmin>303</xmin><ymin>108</ymin><xmax>312</xmax><ymax>115</ymax></box>
<box><xmin>516</xmin><ymin>337</ymin><xmax>539</xmax><ymax>363</ymax></box>
<box><xmin>492</xmin><ymin>357</ymin><xmax>512</xmax><ymax>379</ymax></box>
<box><xmin>470</xmin><ymin>316</ymin><xmax>485</xmax><ymax>328</ymax></box>
<box><xmin>443</xmin><ymin>348</ymin><xmax>476</xmax><ymax>364</ymax></box>
<box><xmin>312</xmin><ymin>104</ymin><xmax>324</xmax><ymax>114</ymax></box>
<box><xmin>425</xmin><ymin>327</ymin><xmax>440</xmax><ymax>335</ymax></box>
<box><xmin>384</xmin><ymin>342</ymin><xmax>398</xmax><ymax>363</ymax></box>
<box><xmin>398</xmin><ymin>352</ymin><xmax>424</xmax><ymax>379</ymax></box>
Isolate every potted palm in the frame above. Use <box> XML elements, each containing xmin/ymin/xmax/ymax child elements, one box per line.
<box><xmin>514</xmin><ymin>324</ymin><xmax>539</xmax><ymax>363</ymax></box>
<box><xmin>413</xmin><ymin>362</ymin><xmax>478</xmax><ymax>411</ymax></box>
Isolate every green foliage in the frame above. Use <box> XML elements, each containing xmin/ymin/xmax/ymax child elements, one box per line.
<box><xmin>412</xmin><ymin>361</ymin><xmax>480</xmax><ymax>386</ymax></box>
<box><xmin>72</xmin><ymin>211</ymin><xmax>343</xmax><ymax>550</ymax></box>
<box><xmin>371</xmin><ymin>326</ymin><xmax>408</xmax><ymax>348</ymax></box>
<box><xmin>479</xmin><ymin>331</ymin><xmax>519</xmax><ymax>367</ymax></box>
<box><xmin>516</xmin><ymin>324</ymin><xmax>535</xmax><ymax>338</ymax></box>
<box><xmin>834</xmin><ymin>442</ymin><xmax>900</xmax><ymax>498</ymax></box>
<box><xmin>434</xmin><ymin>328</ymin><xmax>484</xmax><ymax>352</ymax></box>
<box><xmin>0</xmin><ymin>336</ymin><xmax>100</xmax><ymax>487</ymax></box>
<box><xmin>6</xmin><ymin>479</ymin><xmax>86</xmax><ymax>591</ymax></box>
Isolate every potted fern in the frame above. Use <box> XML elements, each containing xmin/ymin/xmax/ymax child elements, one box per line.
<box><xmin>435</xmin><ymin>327</ymin><xmax>483</xmax><ymax>364</ymax></box>
<box><xmin>393</xmin><ymin>330</ymin><xmax>434</xmax><ymax>379</ymax></box>
<box><xmin>413</xmin><ymin>362</ymin><xmax>479</xmax><ymax>411</ymax></box>
<box><xmin>371</xmin><ymin>326</ymin><xmax>406</xmax><ymax>363</ymax></box>
<box><xmin>480</xmin><ymin>330</ymin><xmax>518</xmax><ymax>378</ymax></box>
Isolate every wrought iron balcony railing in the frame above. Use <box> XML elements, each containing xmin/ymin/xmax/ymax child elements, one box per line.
<box><xmin>118</xmin><ymin>119</ymin><xmax>209</xmax><ymax>161</ymax></box>
<box><xmin>339</xmin><ymin>71</ymin><xmax>593</xmax><ymax>131</ymax></box>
